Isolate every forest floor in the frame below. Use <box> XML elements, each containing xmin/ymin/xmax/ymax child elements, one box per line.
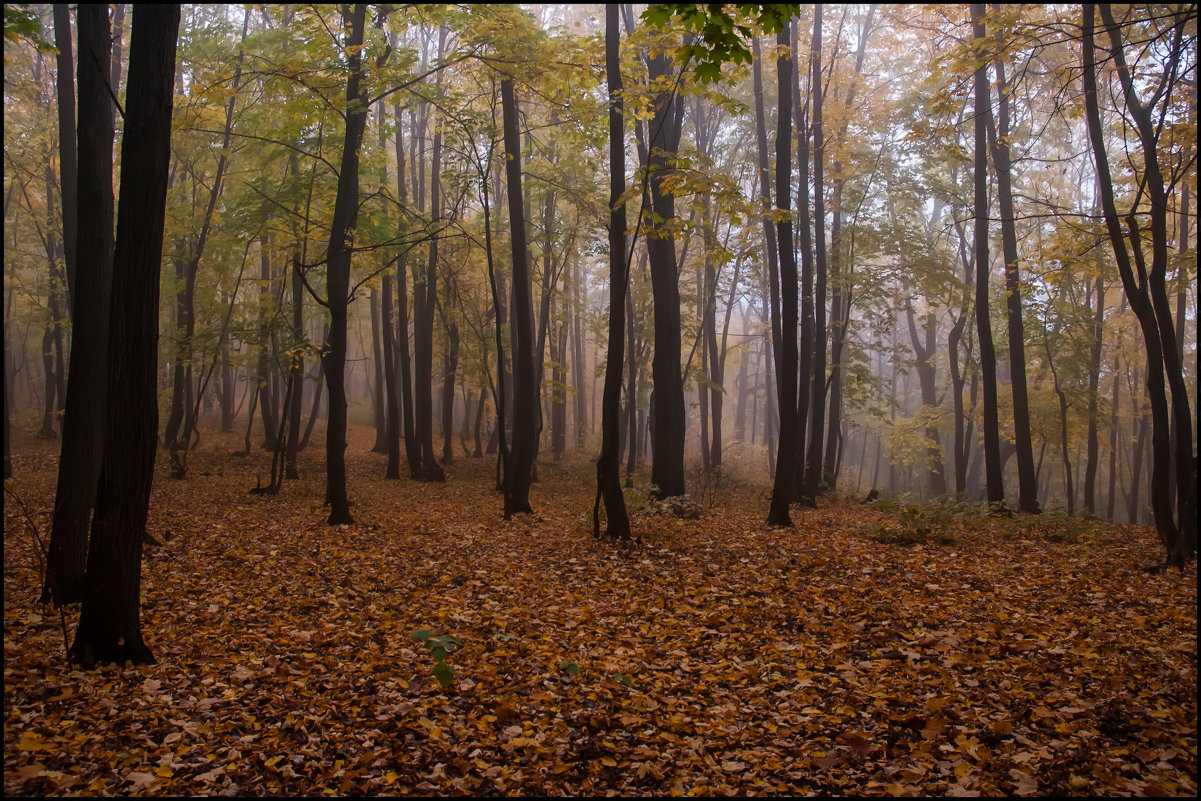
<box><xmin>4</xmin><ymin>424</ymin><xmax>1197</xmax><ymax>797</ymax></box>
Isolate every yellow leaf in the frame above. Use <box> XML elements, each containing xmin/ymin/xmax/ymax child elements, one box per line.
<box><xmin>601</xmin><ymin>757</ymin><xmax>617</xmax><ymax>767</ymax></box>
<box><xmin>156</xmin><ymin>766</ymin><xmax>174</xmax><ymax>779</ymax></box>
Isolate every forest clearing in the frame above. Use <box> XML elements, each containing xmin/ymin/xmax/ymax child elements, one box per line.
<box><xmin>3</xmin><ymin>2</ymin><xmax>1197</xmax><ymax>796</ymax></box>
<box><xmin>4</xmin><ymin>425</ymin><xmax>1197</xmax><ymax>796</ymax></box>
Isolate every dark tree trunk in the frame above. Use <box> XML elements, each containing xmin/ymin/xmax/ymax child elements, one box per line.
<box><xmin>1083</xmin><ymin>272</ymin><xmax>1105</xmax><ymax>513</ymax></box>
<box><xmin>53</xmin><ymin>3</ymin><xmax>78</xmax><ymax>312</ymax></box>
<box><xmin>502</xmin><ymin>76</ymin><xmax>537</xmax><ymax>515</ymax></box>
<box><xmin>1097</xmin><ymin>3</ymin><xmax>1195</xmax><ymax>563</ymax></box>
<box><xmin>768</xmin><ymin>24</ymin><xmax>799</xmax><ymax>528</ymax></box>
<box><xmin>441</xmin><ymin>321</ymin><xmax>459</xmax><ymax>465</ymax></box>
<box><xmin>45</xmin><ymin>4</ymin><xmax>115</xmax><ymax>607</ymax></box>
<box><xmin>988</xmin><ymin>51</ymin><xmax>1039</xmax><ymax>514</ymax></box>
<box><xmin>412</xmin><ymin>28</ymin><xmax>447</xmax><ymax>483</ymax></box>
<box><xmin>370</xmin><ymin>288</ymin><xmax>387</xmax><ymax>453</ymax></box>
<box><xmin>971</xmin><ymin>4</ymin><xmax>1005</xmax><ymax>508</ymax></box>
<box><xmin>823</xmin><ymin>6</ymin><xmax>876</xmax><ymax>488</ymax></box>
<box><xmin>1083</xmin><ymin>4</ymin><xmax>1184</xmax><ymax>562</ymax></box>
<box><xmin>320</xmin><ymin>3</ymin><xmax>368</xmax><ymax>525</ymax></box>
<box><xmin>595</xmin><ymin>4</ymin><xmax>631</xmax><ymax>539</ymax></box>
<box><xmin>69</xmin><ymin>3</ymin><xmax>178</xmax><ymax>668</ymax></box>
<box><xmin>643</xmin><ymin>40</ymin><xmax>686</xmax><ymax>500</ymax></box>
<box><xmin>258</xmin><ymin>239</ymin><xmax>279</xmax><ymax>452</ymax></box>
<box><xmin>381</xmin><ymin>272</ymin><xmax>401</xmax><ymax>478</ymax></box>
<box><xmin>803</xmin><ymin>5</ymin><xmax>828</xmax><ymax>503</ymax></box>
<box><xmin>791</xmin><ymin>21</ymin><xmax>813</xmax><ymax>501</ymax></box>
<box><xmin>393</xmin><ymin>102</ymin><xmax>420</xmax><ymax>477</ymax></box>
<box><xmin>286</xmin><ymin>264</ymin><xmax>304</xmax><ymax>479</ymax></box>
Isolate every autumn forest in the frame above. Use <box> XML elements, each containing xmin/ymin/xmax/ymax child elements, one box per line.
<box><xmin>3</xmin><ymin>3</ymin><xmax>1197</xmax><ymax>796</ymax></box>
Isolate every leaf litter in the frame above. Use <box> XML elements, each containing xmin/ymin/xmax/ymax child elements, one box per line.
<box><xmin>4</xmin><ymin>428</ymin><xmax>1196</xmax><ymax>796</ymax></box>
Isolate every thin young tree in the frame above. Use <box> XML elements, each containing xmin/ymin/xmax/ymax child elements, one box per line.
<box><xmin>595</xmin><ymin>3</ymin><xmax>632</xmax><ymax>540</ymax></box>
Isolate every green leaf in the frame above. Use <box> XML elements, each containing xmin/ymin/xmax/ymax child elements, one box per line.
<box><xmin>561</xmin><ymin>660</ymin><xmax>580</xmax><ymax>677</ymax></box>
<box><xmin>614</xmin><ymin>672</ymin><xmax>634</xmax><ymax>688</ymax></box>
<box><xmin>432</xmin><ymin>661</ymin><xmax>456</xmax><ymax>689</ymax></box>
<box><xmin>410</xmin><ymin>629</ymin><xmax>433</xmax><ymax>644</ymax></box>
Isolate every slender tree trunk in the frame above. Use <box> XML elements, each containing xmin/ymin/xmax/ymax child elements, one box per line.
<box><xmin>595</xmin><ymin>3</ymin><xmax>631</xmax><ymax>539</ymax></box>
<box><xmin>1084</xmin><ymin>4</ymin><xmax>1182</xmax><ymax>561</ymax></box>
<box><xmin>441</xmin><ymin>321</ymin><xmax>459</xmax><ymax>465</ymax></box>
<box><xmin>768</xmin><ymin>24</ymin><xmax>799</xmax><ymax>527</ymax></box>
<box><xmin>971</xmin><ymin>4</ymin><xmax>1005</xmax><ymax>507</ymax></box>
<box><xmin>70</xmin><ymin>3</ymin><xmax>178</xmax><ymax>668</ymax></box>
<box><xmin>320</xmin><ymin>3</ymin><xmax>368</xmax><ymax>525</ymax></box>
<box><xmin>370</xmin><ymin>288</ymin><xmax>386</xmax><ymax>453</ymax></box>
<box><xmin>804</xmin><ymin>6</ymin><xmax>829</xmax><ymax>502</ymax></box>
<box><xmin>413</xmin><ymin>27</ymin><xmax>447</xmax><ymax>483</ymax></box>
<box><xmin>988</xmin><ymin>47</ymin><xmax>1039</xmax><ymax>513</ymax></box>
<box><xmin>53</xmin><ymin>3</ymin><xmax>78</xmax><ymax>312</ymax></box>
<box><xmin>393</xmin><ymin>102</ymin><xmax>420</xmax><ymax>477</ymax></box>
<box><xmin>502</xmin><ymin>76</ymin><xmax>537</xmax><ymax>515</ymax></box>
<box><xmin>1083</xmin><ymin>272</ymin><xmax>1105</xmax><ymax>513</ymax></box>
<box><xmin>644</xmin><ymin>42</ymin><xmax>686</xmax><ymax>500</ymax></box>
<box><xmin>1098</xmin><ymin>4</ymin><xmax>1195</xmax><ymax>562</ymax></box>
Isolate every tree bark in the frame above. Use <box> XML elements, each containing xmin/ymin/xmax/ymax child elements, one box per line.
<box><xmin>45</xmin><ymin>4</ymin><xmax>115</xmax><ymax>607</ymax></box>
<box><xmin>320</xmin><ymin>3</ymin><xmax>368</xmax><ymax>525</ymax></box>
<box><xmin>987</xmin><ymin>46</ymin><xmax>1039</xmax><ymax>513</ymax></box>
<box><xmin>971</xmin><ymin>4</ymin><xmax>1005</xmax><ymax>508</ymax></box>
<box><xmin>1083</xmin><ymin>4</ymin><xmax>1181</xmax><ymax>561</ymax></box>
<box><xmin>644</xmin><ymin>41</ymin><xmax>686</xmax><ymax>500</ymax></box>
<box><xmin>69</xmin><ymin>3</ymin><xmax>178</xmax><ymax>668</ymax></box>
<box><xmin>768</xmin><ymin>24</ymin><xmax>799</xmax><ymax>528</ymax></box>
<box><xmin>595</xmin><ymin>4</ymin><xmax>631</xmax><ymax>539</ymax></box>
<box><xmin>502</xmin><ymin>76</ymin><xmax>537</xmax><ymax>515</ymax></box>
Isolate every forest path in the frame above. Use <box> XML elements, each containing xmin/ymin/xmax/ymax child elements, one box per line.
<box><xmin>4</xmin><ymin>425</ymin><xmax>1196</xmax><ymax>796</ymax></box>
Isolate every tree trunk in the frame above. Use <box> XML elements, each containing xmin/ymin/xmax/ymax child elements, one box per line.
<box><xmin>370</xmin><ymin>288</ymin><xmax>387</xmax><ymax>453</ymax></box>
<box><xmin>1083</xmin><ymin>4</ymin><xmax>1182</xmax><ymax>561</ymax></box>
<box><xmin>441</xmin><ymin>321</ymin><xmax>459</xmax><ymax>465</ymax></box>
<box><xmin>971</xmin><ymin>4</ymin><xmax>1005</xmax><ymax>508</ymax></box>
<box><xmin>768</xmin><ymin>24</ymin><xmax>799</xmax><ymax>527</ymax></box>
<box><xmin>595</xmin><ymin>4</ymin><xmax>631</xmax><ymax>539</ymax></box>
<box><xmin>45</xmin><ymin>4</ymin><xmax>115</xmax><ymax>607</ymax></box>
<box><xmin>988</xmin><ymin>49</ymin><xmax>1039</xmax><ymax>513</ymax></box>
<box><xmin>320</xmin><ymin>3</ymin><xmax>368</xmax><ymax>525</ymax></box>
<box><xmin>412</xmin><ymin>28</ymin><xmax>447</xmax><ymax>483</ymax></box>
<box><xmin>1097</xmin><ymin>3</ymin><xmax>1195</xmax><ymax>563</ymax></box>
<box><xmin>502</xmin><ymin>76</ymin><xmax>537</xmax><ymax>515</ymax></box>
<box><xmin>393</xmin><ymin>102</ymin><xmax>420</xmax><ymax>478</ymax></box>
<box><xmin>643</xmin><ymin>41</ymin><xmax>686</xmax><ymax>500</ymax></box>
<box><xmin>70</xmin><ymin>3</ymin><xmax>178</xmax><ymax>668</ymax></box>
<box><xmin>53</xmin><ymin>3</ymin><xmax>78</xmax><ymax>313</ymax></box>
<box><xmin>803</xmin><ymin>6</ymin><xmax>829</xmax><ymax>503</ymax></box>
